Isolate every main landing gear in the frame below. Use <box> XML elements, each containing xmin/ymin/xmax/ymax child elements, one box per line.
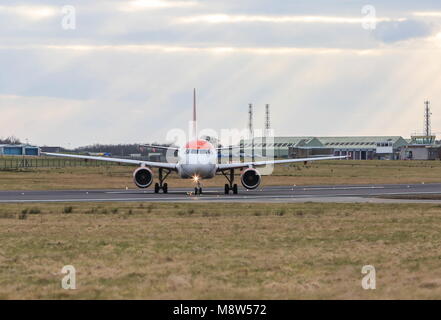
<box><xmin>221</xmin><ymin>169</ymin><xmax>238</xmax><ymax>194</ymax></box>
<box><xmin>154</xmin><ymin>168</ymin><xmax>171</xmax><ymax>194</ymax></box>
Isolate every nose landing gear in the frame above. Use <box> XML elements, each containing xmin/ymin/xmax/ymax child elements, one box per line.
<box><xmin>193</xmin><ymin>176</ymin><xmax>203</xmax><ymax>195</ymax></box>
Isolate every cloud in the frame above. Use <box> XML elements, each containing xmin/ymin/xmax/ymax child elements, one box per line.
<box><xmin>1</xmin><ymin>1</ymin><xmax>441</xmax><ymax>146</ymax></box>
<box><xmin>0</xmin><ymin>44</ymin><xmax>383</xmax><ymax>55</ymax></box>
<box><xmin>120</xmin><ymin>0</ymin><xmax>198</xmax><ymax>11</ymax></box>
<box><xmin>0</xmin><ymin>5</ymin><xmax>57</xmax><ymax>20</ymax></box>
<box><xmin>373</xmin><ymin>19</ymin><xmax>434</xmax><ymax>43</ymax></box>
<box><xmin>177</xmin><ymin>14</ymin><xmax>405</xmax><ymax>25</ymax></box>
<box><xmin>413</xmin><ymin>11</ymin><xmax>441</xmax><ymax>17</ymax></box>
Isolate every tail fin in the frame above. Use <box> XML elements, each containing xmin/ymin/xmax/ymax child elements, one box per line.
<box><xmin>191</xmin><ymin>88</ymin><xmax>197</xmax><ymax>139</ymax></box>
<box><xmin>193</xmin><ymin>88</ymin><xmax>196</xmax><ymax>123</ymax></box>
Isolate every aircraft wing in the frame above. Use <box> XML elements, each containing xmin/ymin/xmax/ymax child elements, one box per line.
<box><xmin>42</xmin><ymin>152</ymin><xmax>177</xmax><ymax>170</ymax></box>
<box><xmin>217</xmin><ymin>155</ymin><xmax>347</xmax><ymax>171</ymax></box>
<box><xmin>216</xmin><ymin>145</ymin><xmax>242</xmax><ymax>151</ymax></box>
<box><xmin>141</xmin><ymin>144</ymin><xmax>180</xmax><ymax>151</ymax></box>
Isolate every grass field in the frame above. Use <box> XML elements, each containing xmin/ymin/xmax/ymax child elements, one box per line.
<box><xmin>1</xmin><ymin>202</ymin><xmax>441</xmax><ymax>299</ymax></box>
<box><xmin>1</xmin><ymin>160</ymin><xmax>441</xmax><ymax>190</ymax></box>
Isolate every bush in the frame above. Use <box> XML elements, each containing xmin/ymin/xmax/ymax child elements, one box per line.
<box><xmin>63</xmin><ymin>206</ymin><xmax>73</xmax><ymax>214</ymax></box>
<box><xmin>18</xmin><ymin>211</ymin><xmax>27</xmax><ymax>220</ymax></box>
<box><xmin>29</xmin><ymin>208</ymin><xmax>41</xmax><ymax>214</ymax></box>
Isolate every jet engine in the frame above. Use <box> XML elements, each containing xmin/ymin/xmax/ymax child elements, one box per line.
<box><xmin>240</xmin><ymin>168</ymin><xmax>261</xmax><ymax>190</ymax></box>
<box><xmin>133</xmin><ymin>167</ymin><xmax>153</xmax><ymax>188</ymax></box>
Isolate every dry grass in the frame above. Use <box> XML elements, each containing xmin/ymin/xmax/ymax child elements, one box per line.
<box><xmin>1</xmin><ymin>202</ymin><xmax>441</xmax><ymax>299</ymax></box>
<box><xmin>1</xmin><ymin>160</ymin><xmax>441</xmax><ymax>190</ymax></box>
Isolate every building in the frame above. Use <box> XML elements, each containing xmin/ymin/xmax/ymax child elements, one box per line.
<box><xmin>318</xmin><ymin>136</ymin><xmax>408</xmax><ymax>160</ymax></box>
<box><xmin>0</xmin><ymin>144</ymin><xmax>40</xmax><ymax>156</ymax></box>
<box><xmin>40</xmin><ymin>146</ymin><xmax>62</xmax><ymax>153</ymax></box>
<box><xmin>399</xmin><ymin>135</ymin><xmax>441</xmax><ymax>160</ymax></box>
<box><xmin>240</xmin><ymin>136</ymin><xmax>409</xmax><ymax>160</ymax></box>
<box><xmin>240</xmin><ymin>136</ymin><xmax>326</xmax><ymax>158</ymax></box>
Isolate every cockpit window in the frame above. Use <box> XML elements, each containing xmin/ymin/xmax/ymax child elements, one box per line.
<box><xmin>185</xmin><ymin>149</ymin><xmax>211</xmax><ymax>154</ymax></box>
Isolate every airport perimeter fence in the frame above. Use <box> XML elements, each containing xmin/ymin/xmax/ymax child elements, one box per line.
<box><xmin>0</xmin><ymin>157</ymin><xmax>122</xmax><ymax>170</ymax></box>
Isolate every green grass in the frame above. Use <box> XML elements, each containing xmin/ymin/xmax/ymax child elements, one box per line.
<box><xmin>1</xmin><ymin>202</ymin><xmax>441</xmax><ymax>299</ymax></box>
<box><xmin>2</xmin><ymin>160</ymin><xmax>441</xmax><ymax>190</ymax></box>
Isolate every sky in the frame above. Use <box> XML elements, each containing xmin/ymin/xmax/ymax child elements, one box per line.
<box><xmin>1</xmin><ymin>0</ymin><xmax>441</xmax><ymax>147</ymax></box>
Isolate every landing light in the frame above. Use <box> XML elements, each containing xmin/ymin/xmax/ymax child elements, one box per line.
<box><xmin>193</xmin><ymin>175</ymin><xmax>200</xmax><ymax>182</ymax></box>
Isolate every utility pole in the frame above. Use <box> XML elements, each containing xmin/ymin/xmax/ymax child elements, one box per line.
<box><xmin>265</xmin><ymin>104</ymin><xmax>271</xmax><ymax>136</ymax></box>
<box><xmin>424</xmin><ymin>100</ymin><xmax>431</xmax><ymax>137</ymax></box>
<box><xmin>248</xmin><ymin>103</ymin><xmax>254</xmax><ymax>162</ymax></box>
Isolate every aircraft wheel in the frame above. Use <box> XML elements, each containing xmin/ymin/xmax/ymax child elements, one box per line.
<box><xmin>224</xmin><ymin>184</ymin><xmax>230</xmax><ymax>194</ymax></box>
<box><xmin>163</xmin><ymin>183</ymin><xmax>168</xmax><ymax>194</ymax></box>
<box><xmin>194</xmin><ymin>187</ymin><xmax>199</xmax><ymax>195</ymax></box>
<box><xmin>198</xmin><ymin>187</ymin><xmax>202</xmax><ymax>194</ymax></box>
<box><xmin>154</xmin><ymin>183</ymin><xmax>160</xmax><ymax>193</ymax></box>
<box><xmin>233</xmin><ymin>184</ymin><xmax>238</xmax><ymax>194</ymax></box>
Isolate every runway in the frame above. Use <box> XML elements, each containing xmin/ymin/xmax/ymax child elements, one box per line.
<box><xmin>1</xmin><ymin>183</ymin><xmax>441</xmax><ymax>203</ymax></box>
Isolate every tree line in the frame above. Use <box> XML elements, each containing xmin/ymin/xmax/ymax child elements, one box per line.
<box><xmin>74</xmin><ymin>143</ymin><xmax>172</xmax><ymax>156</ymax></box>
<box><xmin>0</xmin><ymin>136</ymin><xmax>22</xmax><ymax>145</ymax></box>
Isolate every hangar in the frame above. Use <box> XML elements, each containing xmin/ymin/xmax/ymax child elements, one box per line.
<box><xmin>240</xmin><ymin>137</ymin><xmax>327</xmax><ymax>158</ymax></box>
<box><xmin>0</xmin><ymin>144</ymin><xmax>40</xmax><ymax>156</ymax></box>
<box><xmin>318</xmin><ymin>136</ymin><xmax>408</xmax><ymax>160</ymax></box>
<box><xmin>240</xmin><ymin>136</ymin><xmax>409</xmax><ymax>160</ymax></box>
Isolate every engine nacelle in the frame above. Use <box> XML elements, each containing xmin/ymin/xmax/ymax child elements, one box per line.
<box><xmin>240</xmin><ymin>168</ymin><xmax>261</xmax><ymax>190</ymax></box>
<box><xmin>133</xmin><ymin>167</ymin><xmax>153</xmax><ymax>188</ymax></box>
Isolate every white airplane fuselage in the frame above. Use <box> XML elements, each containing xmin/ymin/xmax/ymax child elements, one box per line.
<box><xmin>176</xmin><ymin>139</ymin><xmax>218</xmax><ymax>179</ymax></box>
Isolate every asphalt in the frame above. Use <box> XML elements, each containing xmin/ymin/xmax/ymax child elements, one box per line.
<box><xmin>1</xmin><ymin>183</ymin><xmax>441</xmax><ymax>203</ymax></box>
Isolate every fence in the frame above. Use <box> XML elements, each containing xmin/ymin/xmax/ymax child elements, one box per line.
<box><xmin>0</xmin><ymin>156</ymin><xmax>123</xmax><ymax>170</ymax></box>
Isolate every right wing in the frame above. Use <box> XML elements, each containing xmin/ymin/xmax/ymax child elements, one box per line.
<box><xmin>216</xmin><ymin>145</ymin><xmax>242</xmax><ymax>151</ymax></box>
<box><xmin>217</xmin><ymin>155</ymin><xmax>347</xmax><ymax>171</ymax></box>
<box><xmin>42</xmin><ymin>152</ymin><xmax>177</xmax><ymax>170</ymax></box>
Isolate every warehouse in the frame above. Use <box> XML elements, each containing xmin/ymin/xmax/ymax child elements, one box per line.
<box><xmin>240</xmin><ymin>137</ymin><xmax>326</xmax><ymax>158</ymax></box>
<box><xmin>240</xmin><ymin>136</ymin><xmax>409</xmax><ymax>160</ymax></box>
<box><xmin>0</xmin><ymin>144</ymin><xmax>40</xmax><ymax>156</ymax></box>
<box><xmin>318</xmin><ymin>136</ymin><xmax>408</xmax><ymax>160</ymax></box>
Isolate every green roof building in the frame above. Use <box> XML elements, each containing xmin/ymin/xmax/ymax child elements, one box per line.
<box><xmin>240</xmin><ymin>136</ymin><xmax>409</xmax><ymax>160</ymax></box>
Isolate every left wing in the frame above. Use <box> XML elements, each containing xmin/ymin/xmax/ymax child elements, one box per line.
<box><xmin>42</xmin><ymin>152</ymin><xmax>177</xmax><ymax>170</ymax></box>
<box><xmin>217</xmin><ymin>155</ymin><xmax>347</xmax><ymax>171</ymax></box>
<box><xmin>141</xmin><ymin>144</ymin><xmax>179</xmax><ymax>151</ymax></box>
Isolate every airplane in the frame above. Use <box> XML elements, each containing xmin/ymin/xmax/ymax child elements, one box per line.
<box><xmin>43</xmin><ymin>90</ymin><xmax>346</xmax><ymax>195</ymax></box>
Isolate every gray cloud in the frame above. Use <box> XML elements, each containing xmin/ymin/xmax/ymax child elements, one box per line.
<box><xmin>373</xmin><ymin>19</ymin><xmax>434</xmax><ymax>43</ymax></box>
<box><xmin>1</xmin><ymin>1</ymin><xmax>441</xmax><ymax>146</ymax></box>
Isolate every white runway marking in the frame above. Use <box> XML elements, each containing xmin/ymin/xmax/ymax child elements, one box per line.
<box><xmin>2</xmin><ymin>190</ymin><xmax>441</xmax><ymax>204</ymax></box>
<box><xmin>301</xmin><ymin>186</ymin><xmax>385</xmax><ymax>191</ymax></box>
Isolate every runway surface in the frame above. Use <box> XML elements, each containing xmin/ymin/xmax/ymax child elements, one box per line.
<box><xmin>1</xmin><ymin>183</ymin><xmax>441</xmax><ymax>203</ymax></box>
